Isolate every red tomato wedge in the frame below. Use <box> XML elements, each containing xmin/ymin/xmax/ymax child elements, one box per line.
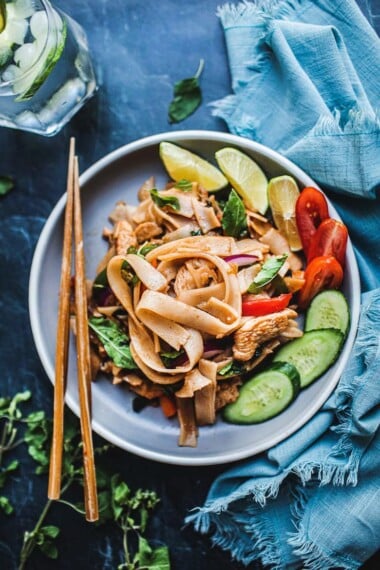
<box><xmin>242</xmin><ymin>293</ymin><xmax>292</xmax><ymax>316</ymax></box>
<box><xmin>307</xmin><ymin>218</ymin><xmax>348</xmax><ymax>267</ymax></box>
<box><xmin>295</xmin><ymin>187</ymin><xmax>329</xmax><ymax>255</ymax></box>
<box><xmin>297</xmin><ymin>256</ymin><xmax>343</xmax><ymax>310</ymax></box>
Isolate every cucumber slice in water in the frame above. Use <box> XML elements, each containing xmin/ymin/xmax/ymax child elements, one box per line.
<box><xmin>305</xmin><ymin>290</ymin><xmax>350</xmax><ymax>337</ymax></box>
<box><xmin>223</xmin><ymin>362</ymin><xmax>300</xmax><ymax>424</ymax></box>
<box><xmin>273</xmin><ymin>329</ymin><xmax>344</xmax><ymax>388</ymax></box>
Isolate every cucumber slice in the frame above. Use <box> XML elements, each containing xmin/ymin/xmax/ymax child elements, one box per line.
<box><xmin>273</xmin><ymin>329</ymin><xmax>344</xmax><ymax>388</ymax></box>
<box><xmin>223</xmin><ymin>362</ymin><xmax>300</xmax><ymax>424</ymax></box>
<box><xmin>305</xmin><ymin>290</ymin><xmax>350</xmax><ymax>337</ymax></box>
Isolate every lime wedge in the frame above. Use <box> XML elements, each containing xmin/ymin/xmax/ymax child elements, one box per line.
<box><xmin>0</xmin><ymin>1</ymin><xmax>7</xmax><ymax>34</ymax></box>
<box><xmin>159</xmin><ymin>141</ymin><xmax>228</xmax><ymax>191</ymax></box>
<box><xmin>267</xmin><ymin>175</ymin><xmax>302</xmax><ymax>251</ymax></box>
<box><xmin>215</xmin><ymin>147</ymin><xmax>268</xmax><ymax>214</ymax></box>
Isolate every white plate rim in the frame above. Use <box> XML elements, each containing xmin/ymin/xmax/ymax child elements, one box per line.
<box><xmin>29</xmin><ymin>129</ymin><xmax>361</xmax><ymax>465</ymax></box>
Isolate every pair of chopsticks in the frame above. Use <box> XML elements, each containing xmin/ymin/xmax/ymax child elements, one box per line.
<box><xmin>48</xmin><ymin>138</ymin><xmax>98</xmax><ymax>522</ymax></box>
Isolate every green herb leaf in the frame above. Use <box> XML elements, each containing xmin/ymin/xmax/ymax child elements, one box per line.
<box><xmin>175</xmin><ymin>178</ymin><xmax>193</xmax><ymax>192</ymax></box>
<box><xmin>0</xmin><ymin>176</ymin><xmax>14</xmax><ymax>196</ymax></box>
<box><xmin>39</xmin><ymin>538</ymin><xmax>59</xmax><ymax>559</ymax></box>
<box><xmin>160</xmin><ymin>349</ymin><xmax>185</xmax><ymax>368</ymax></box>
<box><xmin>248</xmin><ymin>254</ymin><xmax>288</xmax><ymax>294</ymax></box>
<box><xmin>168</xmin><ymin>59</ymin><xmax>204</xmax><ymax>124</ymax></box>
<box><xmin>150</xmin><ymin>189</ymin><xmax>180</xmax><ymax>211</ymax></box>
<box><xmin>41</xmin><ymin>525</ymin><xmax>60</xmax><ymax>539</ymax></box>
<box><xmin>92</xmin><ymin>267</ymin><xmax>109</xmax><ymax>292</ymax></box>
<box><xmin>89</xmin><ymin>316</ymin><xmax>137</xmax><ymax>369</ymax></box>
<box><xmin>138</xmin><ymin>242</ymin><xmax>159</xmax><ymax>257</ymax></box>
<box><xmin>0</xmin><ymin>495</ymin><xmax>13</xmax><ymax>515</ymax></box>
<box><xmin>217</xmin><ymin>360</ymin><xmax>245</xmax><ymax>377</ymax></box>
<box><xmin>221</xmin><ymin>189</ymin><xmax>248</xmax><ymax>238</ymax></box>
<box><xmin>138</xmin><ymin>536</ymin><xmax>171</xmax><ymax>570</ymax></box>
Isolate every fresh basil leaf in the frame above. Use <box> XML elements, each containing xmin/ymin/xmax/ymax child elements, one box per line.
<box><xmin>176</xmin><ymin>178</ymin><xmax>193</xmax><ymax>192</ymax></box>
<box><xmin>221</xmin><ymin>189</ymin><xmax>248</xmax><ymax>238</ymax></box>
<box><xmin>248</xmin><ymin>254</ymin><xmax>288</xmax><ymax>294</ymax></box>
<box><xmin>218</xmin><ymin>360</ymin><xmax>245</xmax><ymax>377</ymax></box>
<box><xmin>168</xmin><ymin>59</ymin><xmax>204</xmax><ymax>124</ymax></box>
<box><xmin>89</xmin><ymin>316</ymin><xmax>137</xmax><ymax>369</ymax></box>
<box><xmin>150</xmin><ymin>188</ymin><xmax>180</xmax><ymax>211</ymax></box>
<box><xmin>0</xmin><ymin>176</ymin><xmax>14</xmax><ymax>196</ymax></box>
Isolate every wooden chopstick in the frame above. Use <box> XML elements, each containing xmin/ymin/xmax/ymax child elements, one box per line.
<box><xmin>48</xmin><ymin>138</ymin><xmax>98</xmax><ymax>522</ymax></box>
<box><xmin>48</xmin><ymin>137</ymin><xmax>76</xmax><ymax>500</ymax></box>
<box><xmin>72</xmin><ymin>156</ymin><xmax>98</xmax><ymax>522</ymax></box>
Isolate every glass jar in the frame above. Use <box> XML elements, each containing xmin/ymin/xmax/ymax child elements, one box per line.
<box><xmin>0</xmin><ymin>0</ymin><xmax>96</xmax><ymax>135</ymax></box>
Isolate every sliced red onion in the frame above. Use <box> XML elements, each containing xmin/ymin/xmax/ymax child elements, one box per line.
<box><xmin>224</xmin><ymin>254</ymin><xmax>258</xmax><ymax>267</ymax></box>
<box><xmin>202</xmin><ymin>349</ymin><xmax>224</xmax><ymax>359</ymax></box>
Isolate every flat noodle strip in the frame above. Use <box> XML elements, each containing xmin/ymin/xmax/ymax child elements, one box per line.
<box><xmin>124</xmin><ymin>253</ymin><xmax>167</xmax><ymax>291</ymax></box>
<box><xmin>136</xmin><ymin>290</ymin><xmax>240</xmax><ymax>337</ymax></box>
<box><xmin>153</xmin><ymin>251</ymin><xmax>241</xmax><ymax>313</ymax></box>
<box><xmin>129</xmin><ymin>318</ymin><xmax>204</xmax><ymax>378</ymax></box>
<box><xmin>130</xmin><ymin>344</ymin><xmax>183</xmax><ymax>384</ymax></box>
<box><xmin>177</xmin><ymin>282</ymin><xmax>226</xmax><ymax>305</ymax></box>
<box><xmin>107</xmin><ymin>256</ymin><xmax>139</xmax><ymax>325</ymax></box>
<box><xmin>145</xmin><ymin>236</ymin><xmax>239</xmax><ymax>261</ymax></box>
<box><xmin>136</xmin><ymin>311</ymin><xmax>190</xmax><ymax>350</ymax></box>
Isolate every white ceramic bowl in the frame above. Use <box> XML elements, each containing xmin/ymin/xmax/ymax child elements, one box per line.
<box><xmin>29</xmin><ymin>130</ymin><xmax>360</xmax><ymax>465</ymax></box>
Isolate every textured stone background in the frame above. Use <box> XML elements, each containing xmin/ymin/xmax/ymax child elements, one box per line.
<box><xmin>0</xmin><ymin>1</ymin><xmax>379</xmax><ymax>568</ymax></box>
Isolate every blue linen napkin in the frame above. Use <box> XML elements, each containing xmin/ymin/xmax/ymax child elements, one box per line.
<box><xmin>211</xmin><ymin>0</ymin><xmax>380</xmax><ymax>198</ymax></box>
<box><xmin>187</xmin><ymin>1</ymin><xmax>380</xmax><ymax>568</ymax></box>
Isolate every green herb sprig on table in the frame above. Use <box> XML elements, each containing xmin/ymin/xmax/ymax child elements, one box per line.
<box><xmin>0</xmin><ymin>175</ymin><xmax>14</xmax><ymax>196</ymax></box>
<box><xmin>0</xmin><ymin>391</ymin><xmax>170</xmax><ymax>570</ymax></box>
<box><xmin>168</xmin><ymin>59</ymin><xmax>204</xmax><ymax>124</ymax></box>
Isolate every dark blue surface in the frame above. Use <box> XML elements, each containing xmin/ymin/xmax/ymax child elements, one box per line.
<box><xmin>0</xmin><ymin>1</ymin><xmax>379</xmax><ymax>568</ymax></box>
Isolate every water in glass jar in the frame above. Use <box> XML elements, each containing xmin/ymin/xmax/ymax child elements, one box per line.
<box><xmin>0</xmin><ymin>0</ymin><xmax>96</xmax><ymax>136</ymax></box>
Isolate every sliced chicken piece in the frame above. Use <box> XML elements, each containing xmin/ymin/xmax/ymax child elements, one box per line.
<box><xmin>137</xmin><ymin>176</ymin><xmax>155</xmax><ymax>202</ymax></box>
<box><xmin>109</xmin><ymin>201</ymin><xmax>137</xmax><ymax>224</ymax></box>
<box><xmin>114</xmin><ymin>220</ymin><xmax>137</xmax><ymax>255</ymax></box>
<box><xmin>215</xmin><ymin>378</ymin><xmax>242</xmax><ymax>410</ymax></box>
<box><xmin>134</xmin><ymin>221</ymin><xmax>162</xmax><ymax>243</ymax></box>
<box><xmin>233</xmin><ymin>308</ymin><xmax>299</xmax><ymax>361</ymax></box>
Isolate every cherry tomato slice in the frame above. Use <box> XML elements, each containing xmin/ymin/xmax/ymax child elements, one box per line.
<box><xmin>295</xmin><ymin>187</ymin><xmax>329</xmax><ymax>256</ymax></box>
<box><xmin>307</xmin><ymin>218</ymin><xmax>348</xmax><ymax>267</ymax></box>
<box><xmin>297</xmin><ymin>256</ymin><xmax>343</xmax><ymax>310</ymax></box>
<box><xmin>242</xmin><ymin>293</ymin><xmax>292</xmax><ymax>317</ymax></box>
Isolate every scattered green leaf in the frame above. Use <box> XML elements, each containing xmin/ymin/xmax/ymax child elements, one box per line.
<box><xmin>218</xmin><ymin>360</ymin><xmax>245</xmax><ymax>378</ymax></box>
<box><xmin>1</xmin><ymin>390</ymin><xmax>170</xmax><ymax>569</ymax></box>
<box><xmin>248</xmin><ymin>254</ymin><xmax>288</xmax><ymax>294</ymax></box>
<box><xmin>175</xmin><ymin>179</ymin><xmax>193</xmax><ymax>192</ymax></box>
<box><xmin>168</xmin><ymin>59</ymin><xmax>204</xmax><ymax>124</ymax></box>
<box><xmin>221</xmin><ymin>189</ymin><xmax>248</xmax><ymax>238</ymax></box>
<box><xmin>0</xmin><ymin>176</ymin><xmax>14</xmax><ymax>196</ymax></box>
<box><xmin>89</xmin><ymin>316</ymin><xmax>137</xmax><ymax>369</ymax></box>
<box><xmin>150</xmin><ymin>188</ymin><xmax>180</xmax><ymax>211</ymax></box>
